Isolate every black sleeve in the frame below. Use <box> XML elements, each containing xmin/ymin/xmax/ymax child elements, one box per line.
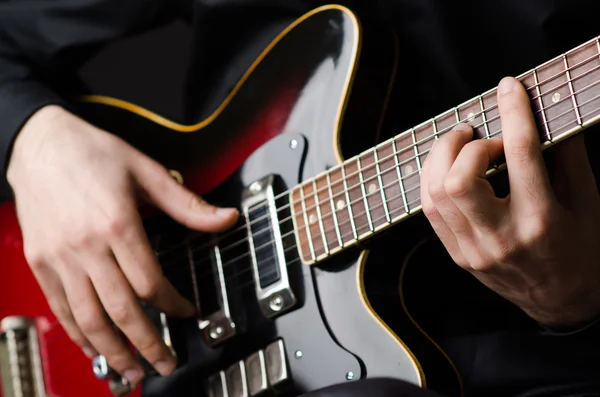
<box><xmin>0</xmin><ymin>0</ymin><xmax>178</xmax><ymax>197</ymax></box>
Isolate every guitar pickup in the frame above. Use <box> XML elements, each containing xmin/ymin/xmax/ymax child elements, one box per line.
<box><xmin>0</xmin><ymin>317</ymin><xmax>46</xmax><ymax>397</ymax></box>
<box><xmin>242</xmin><ymin>175</ymin><xmax>297</xmax><ymax>318</ymax></box>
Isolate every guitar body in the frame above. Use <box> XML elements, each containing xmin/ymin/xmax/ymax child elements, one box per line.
<box><xmin>0</xmin><ymin>5</ymin><xmax>462</xmax><ymax>397</ymax></box>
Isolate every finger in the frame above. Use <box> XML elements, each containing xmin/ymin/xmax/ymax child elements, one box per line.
<box><xmin>420</xmin><ymin>139</ymin><xmax>466</xmax><ymax>265</ymax></box>
<box><xmin>134</xmin><ymin>158</ymin><xmax>238</xmax><ymax>232</ymax></box>
<box><xmin>60</xmin><ymin>265</ymin><xmax>144</xmax><ymax>384</ymax></box>
<box><xmin>110</xmin><ymin>200</ymin><xmax>196</xmax><ymax>317</ymax></box>
<box><xmin>426</xmin><ymin>123</ymin><xmax>474</xmax><ymax>239</ymax></box>
<box><xmin>546</xmin><ymin>134</ymin><xmax>597</xmax><ymax>208</ymax></box>
<box><xmin>30</xmin><ymin>261</ymin><xmax>97</xmax><ymax>358</ymax></box>
<box><xmin>497</xmin><ymin>77</ymin><xmax>555</xmax><ymax>210</ymax></box>
<box><xmin>85</xmin><ymin>251</ymin><xmax>178</xmax><ymax>378</ymax></box>
<box><xmin>445</xmin><ymin>138</ymin><xmax>506</xmax><ymax>231</ymax></box>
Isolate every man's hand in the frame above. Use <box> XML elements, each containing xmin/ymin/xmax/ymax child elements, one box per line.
<box><xmin>7</xmin><ymin>106</ymin><xmax>239</xmax><ymax>384</ymax></box>
<box><xmin>420</xmin><ymin>77</ymin><xmax>600</xmax><ymax>328</ymax></box>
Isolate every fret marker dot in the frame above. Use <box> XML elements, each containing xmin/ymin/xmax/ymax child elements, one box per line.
<box><xmin>368</xmin><ymin>183</ymin><xmax>378</xmax><ymax>194</ymax></box>
<box><xmin>552</xmin><ymin>92</ymin><xmax>561</xmax><ymax>103</ymax></box>
<box><xmin>309</xmin><ymin>214</ymin><xmax>317</xmax><ymax>225</ymax></box>
<box><xmin>467</xmin><ymin>112</ymin><xmax>476</xmax><ymax>123</ymax></box>
<box><xmin>336</xmin><ymin>200</ymin><xmax>346</xmax><ymax>210</ymax></box>
<box><xmin>405</xmin><ymin>165</ymin><xmax>414</xmax><ymax>174</ymax></box>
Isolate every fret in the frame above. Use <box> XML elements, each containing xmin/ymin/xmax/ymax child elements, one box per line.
<box><xmin>536</xmin><ymin>56</ymin><xmax>578</xmax><ymax>140</ymax></box>
<box><xmin>532</xmin><ymin>69</ymin><xmax>551</xmax><ymax>141</ymax></box>
<box><xmin>392</xmin><ymin>139</ymin><xmax>410</xmax><ymax>214</ymax></box>
<box><xmin>567</xmin><ymin>40</ymin><xmax>600</xmax><ymax>128</ymax></box>
<box><xmin>376</xmin><ymin>141</ymin><xmax>405</xmax><ymax>219</ymax></box>
<box><xmin>435</xmin><ymin>109</ymin><xmax>460</xmax><ymax>138</ymax></box>
<box><xmin>563</xmin><ymin>55</ymin><xmax>583</xmax><ymax>126</ymax></box>
<box><xmin>413</xmin><ymin>122</ymin><xmax>435</xmax><ymax>166</ymax></box>
<box><xmin>481</xmin><ymin>91</ymin><xmax>501</xmax><ymax>138</ymax></box>
<box><xmin>410</xmin><ymin>129</ymin><xmax>422</xmax><ymax>173</ymax></box>
<box><xmin>371</xmin><ymin>148</ymin><xmax>391</xmax><ymax>224</ymax></box>
<box><xmin>329</xmin><ymin>166</ymin><xmax>356</xmax><ymax>245</ymax></box>
<box><xmin>458</xmin><ymin>98</ymin><xmax>486</xmax><ymax>139</ymax></box>
<box><xmin>357</xmin><ymin>150</ymin><xmax>387</xmax><ymax>229</ymax></box>
<box><xmin>298</xmin><ymin>184</ymin><xmax>316</xmax><ymax>261</ymax></box>
<box><xmin>341</xmin><ymin>164</ymin><xmax>361</xmax><ymax>239</ymax></box>
<box><xmin>290</xmin><ymin>188</ymin><xmax>313</xmax><ymax>263</ymax></box>
<box><xmin>312</xmin><ymin>179</ymin><xmax>329</xmax><ymax>255</ymax></box>
<box><xmin>356</xmin><ymin>157</ymin><xmax>374</xmax><ymax>231</ymax></box>
<box><xmin>454</xmin><ymin>108</ymin><xmax>460</xmax><ymax>124</ymax></box>
<box><xmin>394</xmin><ymin>133</ymin><xmax>420</xmax><ymax>212</ymax></box>
<box><xmin>479</xmin><ymin>96</ymin><xmax>491</xmax><ymax>139</ymax></box>
<box><xmin>432</xmin><ymin>119</ymin><xmax>439</xmax><ymax>140</ymax></box>
<box><xmin>325</xmin><ymin>172</ymin><xmax>343</xmax><ymax>247</ymax></box>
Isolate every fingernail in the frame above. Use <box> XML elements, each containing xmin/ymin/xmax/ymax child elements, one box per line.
<box><xmin>453</xmin><ymin>123</ymin><xmax>471</xmax><ymax>133</ymax></box>
<box><xmin>82</xmin><ymin>347</ymin><xmax>96</xmax><ymax>358</ymax></box>
<box><xmin>155</xmin><ymin>360</ymin><xmax>176</xmax><ymax>376</ymax></box>
<box><xmin>499</xmin><ymin>77</ymin><xmax>516</xmax><ymax>94</ymax></box>
<box><xmin>216</xmin><ymin>208</ymin><xmax>238</xmax><ymax>218</ymax></box>
<box><xmin>124</xmin><ymin>368</ymin><xmax>143</xmax><ymax>384</ymax></box>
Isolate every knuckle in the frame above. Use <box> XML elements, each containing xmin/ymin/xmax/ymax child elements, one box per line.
<box><xmin>135</xmin><ymin>336</ymin><xmax>163</xmax><ymax>358</ymax></box>
<box><xmin>444</xmin><ymin>174</ymin><xmax>473</xmax><ymax>199</ymax></box>
<box><xmin>24</xmin><ymin>245</ymin><xmax>45</xmax><ymax>270</ymax></box>
<box><xmin>469</xmin><ymin>256</ymin><xmax>494</xmax><ymax>273</ymax></box>
<box><xmin>519</xmin><ymin>215</ymin><xmax>551</xmax><ymax>246</ymax></box>
<box><xmin>49</xmin><ymin>299</ymin><xmax>73</xmax><ymax>323</ymax></box>
<box><xmin>135</xmin><ymin>276</ymin><xmax>160</xmax><ymax>302</ymax></box>
<box><xmin>428</xmin><ymin>182</ymin><xmax>447</xmax><ymax>203</ymax></box>
<box><xmin>422</xmin><ymin>201</ymin><xmax>440</xmax><ymax>220</ymax></box>
<box><xmin>107</xmin><ymin>302</ymin><xmax>132</xmax><ymax>325</ymax></box>
<box><xmin>78</xmin><ymin>312</ymin><xmax>106</xmax><ymax>335</ymax></box>
<box><xmin>488</xmin><ymin>237</ymin><xmax>518</xmax><ymax>264</ymax></box>
<box><xmin>99</xmin><ymin>209</ymin><xmax>128</xmax><ymax>239</ymax></box>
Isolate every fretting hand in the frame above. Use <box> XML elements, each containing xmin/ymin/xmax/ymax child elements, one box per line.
<box><xmin>420</xmin><ymin>77</ymin><xmax>600</xmax><ymax>328</ymax></box>
<box><xmin>7</xmin><ymin>105</ymin><xmax>239</xmax><ymax>384</ymax></box>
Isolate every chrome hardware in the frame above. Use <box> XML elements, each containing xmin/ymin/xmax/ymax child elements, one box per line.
<box><xmin>294</xmin><ymin>350</ymin><xmax>303</xmax><ymax>359</ymax></box>
<box><xmin>245</xmin><ymin>350</ymin><xmax>268</xmax><ymax>397</ymax></box>
<box><xmin>243</xmin><ymin>175</ymin><xmax>297</xmax><ymax>318</ymax></box>
<box><xmin>92</xmin><ymin>355</ymin><xmax>114</xmax><ymax>381</ymax></box>
<box><xmin>264</xmin><ymin>339</ymin><xmax>289</xmax><ymax>387</ymax></box>
<box><xmin>159</xmin><ymin>313</ymin><xmax>176</xmax><ymax>357</ymax></box>
<box><xmin>92</xmin><ymin>355</ymin><xmax>134</xmax><ymax>396</ymax></box>
<box><xmin>108</xmin><ymin>377</ymin><xmax>135</xmax><ymax>397</ymax></box>
<box><xmin>0</xmin><ymin>316</ymin><xmax>46</xmax><ymax>397</ymax></box>
<box><xmin>225</xmin><ymin>361</ymin><xmax>248</xmax><ymax>397</ymax></box>
<box><xmin>289</xmin><ymin>139</ymin><xmax>298</xmax><ymax>150</ymax></box>
<box><xmin>197</xmin><ymin>244</ymin><xmax>236</xmax><ymax>346</ymax></box>
<box><xmin>208</xmin><ymin>371</ymin><xmax>228</xmax><ymax>397</ymax></box>
<box><xmin>346</xmin><ymin>371</ymin><xmax>355</xmax><ymax>381</ymax></box>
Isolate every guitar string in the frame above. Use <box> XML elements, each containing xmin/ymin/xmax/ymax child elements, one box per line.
<box><xmin>31</xmin><ymin>58</ymin><xmax>600</xmax><ymax>349</ymax></box>
<box><xmin>105</xmin><ymin>98</ymin><xmax>600</xmax><ymax>296</ymax></box>
<box><xmin>40</xmin><ymin>102</ymin><xmax>597</xmax><ymax>353</ymax></box>
<box><xmin>152</xmin><ymin>54</ymin><xmax>600</xmax><ymax>261</ymax></box>
<box><xmin>153</xmin><ymin>79</ymin><xmax>600</xmax><ymax>273</ymax></box>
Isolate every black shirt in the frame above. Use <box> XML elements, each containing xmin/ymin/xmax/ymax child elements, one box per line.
<box><xmin>1</xmin><ymin>1</ymin><xmax>600</xmax><ymax>396</ymax></box>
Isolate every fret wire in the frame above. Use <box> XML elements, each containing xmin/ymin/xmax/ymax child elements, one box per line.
<box><xmin>356</xmin><ymin>157</ymin><xmax>374</xmax><ymax>232</ymax></box>
<box><xmin>340</xmin><ymin>165</ymin><xmax>358</xmax><ymax>240</ymax></box>
<box><xmin>533</xmin><ymin>69</ymin><xmax>551</xmax><ymax>141</ymax></box>
<box><xmin>373</xmin><ymin>148</ymin><xmax>391</xmax><ymax>223</ymax></box>
<box><xmin>298</xmin><ymin>185</ymin><xmax>316</xmax><ymax>261</ymax></box>
<box><xmin>410</xmin><ymin>128</ymin><xmax>422</xmax><ymax>172</ymax></box>
<box><xmin>392</xmin><ymin>139</ymin><xmax>410</xmax><ymax>214</ymax></box>
<box><xmin>563</xmin><ymin>55</ymin><xmax>583</xmax><ymax>126</ymax></box>
<box><xmin>597</xmin><ymin>38</ymin><xmax>600</xmax><ymax>61</ymax></box>
<box><xmin>326</xmin><ymin>172</ymin><xmax>343</xmax><ymax>247</ymax></box>
<box><xmin>312</xmin><ymin>179</ymin><xmax>329</xmax><ymax>255</ymax></box>
<box><xmin>479</xmin><ymin>95</ymin><xmax>491</xmax><ymax>139</ymax></box>
<box><xmin>155</xmin><ymin>59</ymin><xmax>600</xmax><ymax>270</ymax></box>
<box><xmin>454</xmin><ymin>108</ymin><xmax>460</xmax><ymax>123</ymax></box>
<box><xmin>432</xmin><ymin>119</ymin><xmax>439</xmax><ymax>140</ymax></box>
<box><xmin>187</xmin><ymin>244</ymin><xmax>201</xmax><ymax>312</ymax></box>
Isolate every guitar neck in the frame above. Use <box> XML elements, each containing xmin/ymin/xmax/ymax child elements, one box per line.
<box><xmin>291</xmin><ymin>35</ymin><xmax>600</xmax><ymax>265</ymax></box>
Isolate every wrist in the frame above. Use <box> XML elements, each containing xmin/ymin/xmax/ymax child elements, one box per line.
<box><xmin>6</xmin><ymin>105</ymin><xmax>69</xmax><ymax>186</ymax></box>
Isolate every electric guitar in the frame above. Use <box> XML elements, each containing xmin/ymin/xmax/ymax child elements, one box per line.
<box><xmin>1</xmin><ymin>5</ymin><xmax>599</xmax><ymax>397</ymax></box>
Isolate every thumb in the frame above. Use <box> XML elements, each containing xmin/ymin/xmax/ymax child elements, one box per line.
<box><xmin>134</xmin><ymin>160</ymin><xmax>239</xmax><ymax>232</ymax></box>
<box><xmin>546</xmin><ymin>134</ymin><xmax>598</xmax><ymax>209</ymax></box>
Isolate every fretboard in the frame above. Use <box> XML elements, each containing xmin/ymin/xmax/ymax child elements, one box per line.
<box><xmin>291</xmin><ymin>35</ymin><xmax>600</xmax><ymax>265</ymax></box>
